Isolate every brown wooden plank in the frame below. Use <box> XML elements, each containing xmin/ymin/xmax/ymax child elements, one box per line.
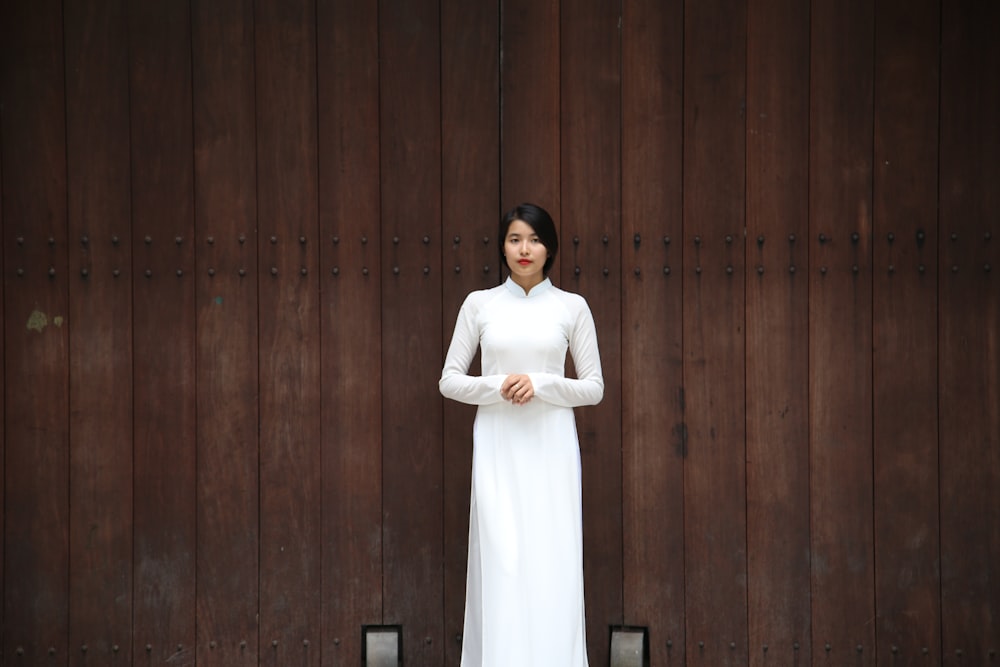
<box><xmin>744</xmin><ymin>0</ymin><xmax>811</xmax><ymax>663</ymax></box>
<box><xmin>681</xmin><ymin>0</ymin><xmax>748</xmax><ymax>663</ymax></box>
<box><xmin>379</xmin><ymin>0</ymin><xmax>443</xmax><ymax>663</ymax></box>
<box><xmin>316</xmin><ymin>0</ymin><xmax>383</xmax><ymax>663</ymax></box>
<box><xmin>255</xmin><ymin>0</ymin><xmax>322</xmax><ymax>662</ymax></box>
<box><xmin>128</xmin><ymin>0</ymin><xmax>198</xmax><ymax>659</ymax></box>
<box><xmin>808</xmin><ymin>0</ymin><xmax>875</xmax><ymax>662</ymax></box>
<box><xmin>620</xmin><ymin>0</ymin><xmax>686</xmax><ymax>662</ymax></box>
<box><xmin>939</xmin><ymin>0</ymin><xmax>1000</xmax><ymax>662</ymax></box>
<box><xmin>64</xmin><ymin>0</ymin><xmax>134</xmax><ymax>661</ymax></box>
<box><xmin>501</xmin><ymin>0</ymin><xmax>560</xmax><ymax>212</ymax></box>
<box><xmin>191</xmin><ymin>0</ymin><xmax>260</xmax><ymax>663</ymax></box>
<box><xmin>440</xmin><ymin>0</ymin><xmax>501</xmax><ymax>664</ymax></box>
<box><xmin>561</xmin><ymin>2</ymin><xmax>623</xmax><ymax>664</ymax></box>
<box><xmin>0</xmin><ymin>0</ymin><xmax>70</xmax><ymax>660</ymax></box>
<box><xmin>871</xmin><ymin>0</ymin><xmax>942</xmax><ymax>661</ymax></box>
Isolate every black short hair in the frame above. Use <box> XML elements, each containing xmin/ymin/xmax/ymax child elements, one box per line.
<box><xmin>499</xmin><ymin>203</ymin><xmax>559</xmax><ymax>275</ymax></box>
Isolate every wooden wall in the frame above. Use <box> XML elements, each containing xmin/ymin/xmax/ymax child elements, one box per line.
<box><xmin>1</xmin><ymin>0</ymin><xmax>998</xmax><ymax>665</ymax></box>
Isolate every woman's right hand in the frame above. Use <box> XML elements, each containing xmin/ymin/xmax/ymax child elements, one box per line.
<box><xmin>501</xmin><ymin>374</ymin><xmax>534</xmax><ymax>405</ymax></box>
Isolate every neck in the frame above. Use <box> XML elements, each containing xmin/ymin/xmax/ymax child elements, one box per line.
<box><xmin>510</xmin><ymin>274</ymin><xmax>544</xmax><ymax>293</ymax></box>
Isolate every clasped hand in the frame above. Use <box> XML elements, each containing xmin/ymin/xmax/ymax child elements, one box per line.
<box><xmin>501</xmin><ymin>374</ymin><xmax>534</xmax><ymax>405</ymax></box>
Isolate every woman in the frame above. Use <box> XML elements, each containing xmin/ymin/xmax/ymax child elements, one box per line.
<box><xmin>439</xmin><ymin>203</ymin><xmax>604</xmax><ymax>666</ymax></box>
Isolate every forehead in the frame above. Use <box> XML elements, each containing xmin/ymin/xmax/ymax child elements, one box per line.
<box><xmin>505</xmin><ymin>219</ymin><xmax>537</xmax><ymax>237</ymax></box>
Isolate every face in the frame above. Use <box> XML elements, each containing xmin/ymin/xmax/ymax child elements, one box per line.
<box><xmin>504</xmin><ymin>219</ymin><xmax>549</xmax><ymax>287</ymax></box>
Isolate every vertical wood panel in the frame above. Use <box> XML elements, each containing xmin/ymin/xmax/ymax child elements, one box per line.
<box><xmin>872</xmin><ymin>0</ymin><xmax>942</xmax><ymax>661</ymax></box>
<box><xmin>745</xmin><ymin>0</ymin><xmax>811</xmax><ymax>663</ymax></box>
<box><xmin>939</xmin><ymin>0</ymin><xmax>1000</xmax><ymax>662</ymax></box>
<box><xmin>808</xmin><ymin>0</ymin><xmax>875</xmax><ymax>662</ymax></box>
<box><xmin>561</xmin><ymin>2</ymin><xmax>623</xmax><ymax>665</ymax></box>
<box><xmin>255</xmin><ymin>0</ymin><xmax>322</xmax><ymax>661</ymax></box>
<box><xmin>0</xmin><ymin>0</ymin><xmax>70</xmax><ymax>660</ymax></box>
<box><xmin>64</xmin><ymin>0</ymin><xmax>134</xmax><ymax>661</ymax></box>
<box><xmin>192</xmin><ymin>0</ymin><xmax>259</xmax><ymax>662</ymax></box>
<box><xmin>501</xmin><ymin>0</ymin><xmax>560</xmax><ymax>212</ymax></box>
<box><xmin>317</xmin><ymin>0</ymin><xmax>382</xmax><ymax>663</ymax></box>
<box><xmin>128</xmin><ymin>0</ymin><xmax>197</xmax><ymax>658</ymax></box>
<box><xmin>682</xmin><ymin>0</ymin><xmax>748</xmax><ymax>663</ymax></box>
<box><xmin>621</xmin><ymin>0</ymin><xmax>685</xmax><ymax>662</ymax></box>
<box><xmin>379</xmin><ymin>0</ymin><xmax>443</xmax><ymax>663</ymax></box>
<box><xmin>441</xmin><ymin>0</ymin><xmax>501</xmax><ymax>664</ymax></box>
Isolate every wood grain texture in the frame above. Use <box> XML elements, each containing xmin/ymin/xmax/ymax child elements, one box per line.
<box><xmin>128</xmin><ymin>0</ymin><xmax>198</xmax><ymax>658</ymax></box>
<box><xmin>808</xmin><ymin>0</ymin><xmax>876</xmax><ymax>662</ymax></box>
<box><xmin>872</xmin><ymin>0</ymin><xmax>942</xmax><ymax>661</ymax></box>
<box><xmin>745</xmin><ymin>0</ymin><xmax>811</xmax><ymax>663</ymax></box>
<box><xmin>379</xmin><ymin>0</ymin><xmax>444</xmax><ymax>663</ymax></box>
<box><xmin>621</xmin><ymin>0</ymin><xmax>686</xmax><ymax>662</ymax></box>
<box><xmin>938</xmin><ymin>0</ymin><xmax>1000</xmax><ymax>662</ymax></box>
<box><xmin>501</xmin><ymin>0</ymin><xmax>560</xmax><ymax>213</ymax></box>
<box><xmin>0</xmin><ymin>0</ymin><xmax>70</xmax><ymax>660</ymax></box>
<box><xmin>64</xmin><ymin>0</ymin><xmax>134</xmax><ymax>662</ymax></box>
<box><xmin>193</xmin><ymin>0</ymin><xmax>260</xmax><ymax>663</ymax></box>
<box><xmin>682</xmin><ymin>0</ymin><xmax>748</xmax><ymax>663</ymax></box>
<box><xmin>255</xmin><ymin>0</ymin><xmax>322</xmax><ymax>662</ymax></box>
<box><xmin>317</xmin><ymin>0</ymin><xmax>383</xmax><ymax>663</ymax></box>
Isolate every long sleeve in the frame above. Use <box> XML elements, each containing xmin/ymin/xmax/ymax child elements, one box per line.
<box><xmin>529</xmin><ymin>297</ymin><xmax>604</xmax><ymax>408</ymax></box>
<box><xmin>439</xmin><ymin>294</ymin><xmax>507</xmax><ymax>405</ymax></box>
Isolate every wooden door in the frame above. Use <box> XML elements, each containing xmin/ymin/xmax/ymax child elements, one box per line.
<box><xmin>1</xmin><ymin>0</ymin><xmax>998</xmax><ymax>665</ymax></box>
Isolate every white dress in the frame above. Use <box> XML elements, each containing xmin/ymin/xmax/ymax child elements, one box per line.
<box><xmin>439</xmin><ymin>277</ymin><xmax>604</xmax><ymax>667</ymax></box>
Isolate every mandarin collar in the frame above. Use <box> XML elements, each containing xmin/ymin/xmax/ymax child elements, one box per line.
<box><xmin>504</xmin><ymin>276</ymin><xmax>552</xmax><ymax>298</ymax></box>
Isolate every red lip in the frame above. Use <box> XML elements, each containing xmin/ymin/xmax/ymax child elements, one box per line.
<box><xmin>517</xmin><ymin>259</ymin><xmax>532</xmax><ymax>265</ymax></box>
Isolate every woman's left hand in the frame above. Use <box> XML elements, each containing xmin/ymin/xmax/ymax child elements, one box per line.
<box><xmin>501</xmin><ymin>374</ymin><xmax>534</xmax><ymax>405</ymax></box>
